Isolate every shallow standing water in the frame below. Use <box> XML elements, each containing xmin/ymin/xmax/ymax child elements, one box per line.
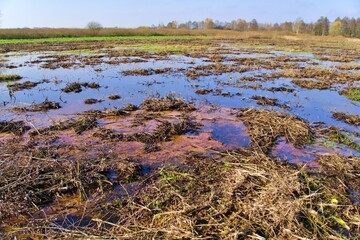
<box><xmin>1</xmin><ymin>49</ymin><xmax>359</xmax><ymax>132</ymax></box>
<box><xmin>1</xmin><ymin>46</ymin><xmax>360</xmax><ymax>165</ymax></box>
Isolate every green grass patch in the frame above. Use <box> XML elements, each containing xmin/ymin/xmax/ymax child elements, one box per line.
<box><xmin>59</xmin><ymin>49</ymin><xmax>107</xmax><ymax>55</ymax></box>
<box><xmin>273</xmin><ymin>46</ymin><xmax>312</xmax><ymax>53</ymax></box>
<box><xmin>232</xmin><ymin>42</ymin><xmax>270</xmax><ymax>49</ymax></box>
<box><xmin>125</xmin><ymin>43</ymin><xmax>206</xmax><ymax>54</ymax></box>
<box><xmin>0</xmin><ymin>35</ymin><xmax>205</xmax><ymax>44</ymax></box>
<box><xmin>339</xmin><ymin>87</ymin><xmax>360</xmax><ymax>102</ymax></box>
<box><xmin>329</xmin><ymin>130</ymin><xmax>360</xmax><ymax>152</ymax></box>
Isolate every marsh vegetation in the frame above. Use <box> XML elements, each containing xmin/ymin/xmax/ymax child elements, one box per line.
<box><xmin>0</xmin><ymin>32</ymin><xmax>359</xmax><ymax>239</ymax></box>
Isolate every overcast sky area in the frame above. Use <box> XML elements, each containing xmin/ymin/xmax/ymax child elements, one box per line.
<box><xmin>0</xmin><ymin>0</ymin><xmax>359</xmax><ymax>28</ymax></box>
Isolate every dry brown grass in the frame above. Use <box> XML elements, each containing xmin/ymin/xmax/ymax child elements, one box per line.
<box><xmin>332</xmin><ymin>112</ymin><xmax>360</xmax><ymax>126</ymax></box>
<box><xmin>0</xmin><ymin>121</ymin><xmax>29</xmax><ymax>135</ymax></box>
<box><xmin>142</xmin><ymin>94</ymin><xmax>196</xmax><ymax>112</ymax></box>
<box><xmin>2</xmin><ymin>149</ymin><xmax>358</xmax><ymax>239</ymax></box>
<box><xmin>336</xmin><ymin>63</ymin><xmax>360</xmax><ymax>70</ymax></box>
<box><xmin>0</xmin><ymin>99</ymin><xmax>359</xmax><ymax>239</ymax></box>
<box><xmin>292</xmin><ymin>79</ymin><xmax>332</xmax><ymax>90</ymax></box>
<box><xmin>1</xmin><ymin>33</ymin><xmax>360</xmax><ymax>239</ymax></box>
<box><xmin>237</xmin><ymin>108</ymin><xmax>313</xmax><ymax>152</ymax></box>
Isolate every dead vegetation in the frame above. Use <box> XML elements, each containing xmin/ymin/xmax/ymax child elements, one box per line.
<box><xmin>81</xmin><ymin>82</ymin><xmax>100</xmax><ymax>89</ymax></box>
<box><xmin>292</xmin><ymin>78</ymin><xmax>332</xmax><ymax>89</ymax></box>
<box><xmin>84</xmin><ymin>98</ymin><xmax>103</xmax><ymax>104</ymax></box>
<box><xmin>142</xmin><ymin>94</ymin><xmax>196</xmax><ymax>112</ymax></box>
<box><xmin>268</xmin><ymin>86</ymin><xmax>295</xmax><ymax>93</ymax></box>
<box><xmin>61</xmin><ymin>82</ymin><xmax>100</xmax><ymax>93</ymax></box>
<box><xmin>267</xmin><ymin>67</ymin><xmax>360</xmax><ymax>87</ymax></box>
<box><xmin>1</xmin><ymin>148</ymin><xmax>358</xmax><ymax>239</ymax></box>
<box><xmin>332</xmin><ymin>112</ymin><xmax>360</xmax><ymax>126</ymax></box>
<box><xmin>251</xmin><ymin>95</ymin><xmax>290</xmax><ymax>109</ymax></box>
<box><xmin>93</xmin><ymin>117</ymin><xmax>197</xmax><ymax>144</ymax></box>
<box><xmin>30</xmin><ymin>116</ymin><xmax>98</xmax><ymax>136</ymax></box>
<box><xmin>14</xmin><ymin>100</ymin><xmax>61</xmax><ymax>112</ymax></box>
<box><xmin>122</xmin><ymin>67</ymin><xmax>173</xmax><ymax>76</ymax></box>
<box><xmin>318</xmin><ymin>55</ymin><xmax>353</xmax><ymax>63</ymax></box>
<box><xmin>108</xmin><ymin>94</ymin><xmax>121</xmax><ymax>100</ymax></box>
<box><xmin>0</xmin><ymin>121</ymin><xmax>29</xmax><ymax>135</ymax></box>
<box><xmin>39</xmin><ymin>54</ymin><xmax>108</xmax><ymax>69</ymax></box>
<box><xmin>336</xmin><ymin>63</ymin><xmax>360</xmax><ymax>71</ymax></box>
<box><xmin>123</xmin><ymin>103</ymin><xmax>139</xmax><ymax>112</ymax></box>
<box><xmin>1</xmin><ymin>34</ymin><xmax>360</xmax><ymax>239</ymax></box>
<box><xmin>0</xmin><ymin>74</ymin><xmax>22</xmax><ymax>82</ymax></box>
<box><xmin>251</xmin><ymin>96</ymin><xmax>279</xmax><ymax>106</ymax></box>
<box><xmin>7</xmin><ymin>80</ymin><xmax>45</xmax><ymax>91</ymax></box>
<box><xmin>186</xmin><ymin>63</ymin><xmax>247</xmax><ymax>79</ymax></box>
<box><xmin>195</xmin><ymin>88</ymin><xmax>212</xmax><ymax>95</ymax></box>
<box><xmin>237</xmin><ymin>76</ymin><xmax>261</xmax><ymax>82</ymax></box>
<box><xmin>0</xmin><ymin>145</ymin><xmax>140</xmax><ymax>223</ymax></box>
<box><xmin>0</xmin><ymin>99</ymin><xmax>359</xmax><ymax>239</ymax></box>
<box><xmin>28</xmin><ymin>104</ymin><xmax>140</xmax><ymax>137</ymax></box>
<box><xmin>237</xmin><ymin>108</ymin><xmax>313</xmax><ymax>151</ymax></box>
<box><xmin>62</xmin><ymin>82</ymin><xmax>83</xmax><ymax>93</ymax></box>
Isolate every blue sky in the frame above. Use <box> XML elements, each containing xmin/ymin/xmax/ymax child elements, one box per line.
<box><xmin>0</xmin><ymin>0</ymin><xmax>359</xmax><ymax>28</ymax></box>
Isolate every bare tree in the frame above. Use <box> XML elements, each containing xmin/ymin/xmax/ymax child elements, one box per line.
<box><xmin>356</xmin><ymin>18</ymin><xmax>360</xmax><ymax>38</ymax></box>
<box><xmin>86</xmin><ymin>21</ymin><xmax>103</xmax><ymax>35</ymax></box>
<box><xmin>87</xmin><ymin>21</ymin><xmax>102</xmax><ymax>30</ymax></box>
<box><xmin>204</xmin><ymin>18</ymin><xmax>215</xmax><ymax>29</ymax></box>
<box><xmin>166</xmin><ymin>20</ymin><xmax>177</xmax><ymax>29</ymax></box>
<box><xmin>281</xmin><ymin>22</ymin><xmax>293</xmax><ymax>32</ymax></box>
<box><xmin>293</xmin><ymin>18</ymin><xmax>306</xmax><ymax>34</ymax></box>
<box><xmin>249</xmin><ymin>19</ymin><xmax>258</xmax><ymax>31</ymax></box>
<box><xmin>272</xmin><ymin>23</ymin><xmax>281</xmax><ymax>31</ymax></box>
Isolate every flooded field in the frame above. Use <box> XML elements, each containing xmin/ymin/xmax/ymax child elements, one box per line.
<box><xmin>1</xmin><ymin>37</ymin><xmax>359</xmax><ymax>239</ymax></box>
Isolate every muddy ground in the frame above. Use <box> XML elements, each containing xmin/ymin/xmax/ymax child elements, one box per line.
<box><xmin>0</xmin><ymin>36</ymin><xmax>359</xmax><ymax>239</ymax></box>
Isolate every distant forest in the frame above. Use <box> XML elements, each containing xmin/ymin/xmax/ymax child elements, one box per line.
<box><xmin>154</xmin><ymin>17</ymin><xmax>360</xmax><ymax>38</ymax></box>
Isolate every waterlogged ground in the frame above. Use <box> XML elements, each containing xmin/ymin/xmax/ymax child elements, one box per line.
<box><xmin>1</xmin><ymin>42</ymin><xmax>359</xmax><ymax>156</ymax></box>
<box><xmin>0</xmin><ymin>37</ymin><xmax>360</xmax><ymax>239</ymax></box>
<box><xmin>1</xmin><ymin>48</ymin><xmax>359</xmax><ymax>128</ymax></box>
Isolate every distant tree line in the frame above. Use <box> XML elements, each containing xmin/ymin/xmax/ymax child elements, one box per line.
<box><xmin>155</xmin><ymin>17</ymin><xmax>360</xmax><ymax>38</ymax></box>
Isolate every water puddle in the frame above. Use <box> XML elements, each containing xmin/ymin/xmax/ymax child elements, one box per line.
<box><xmin>199</xmin><ymin>120</ymin><xmax>251</xmax><ymax>148</ymax></box>
<box><xmin>350</xmin><ymin>190</ymin><xmax>360</xmax><ymax>204</ymax></box>
<box><xmin>271</xmin><ymin>137</ymin><xmax>360</xmax><ymax>165</ymax></box>
<box><xmin>53</xmin><ymin>214</ymin><xmax>93</xmax><ymax>229</ymax></box>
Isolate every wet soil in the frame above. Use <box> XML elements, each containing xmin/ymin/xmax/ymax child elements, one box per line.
<box><xmin>0</xmin><ymin>36</ymin><xmax>360</xmax><ymax>239</ymax></box>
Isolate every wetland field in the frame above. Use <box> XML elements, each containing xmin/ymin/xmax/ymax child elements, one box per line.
<box><xmin>0</xmin><ymin>32</ymin><xmax>359</xmax><ymax>239</ymax></box>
